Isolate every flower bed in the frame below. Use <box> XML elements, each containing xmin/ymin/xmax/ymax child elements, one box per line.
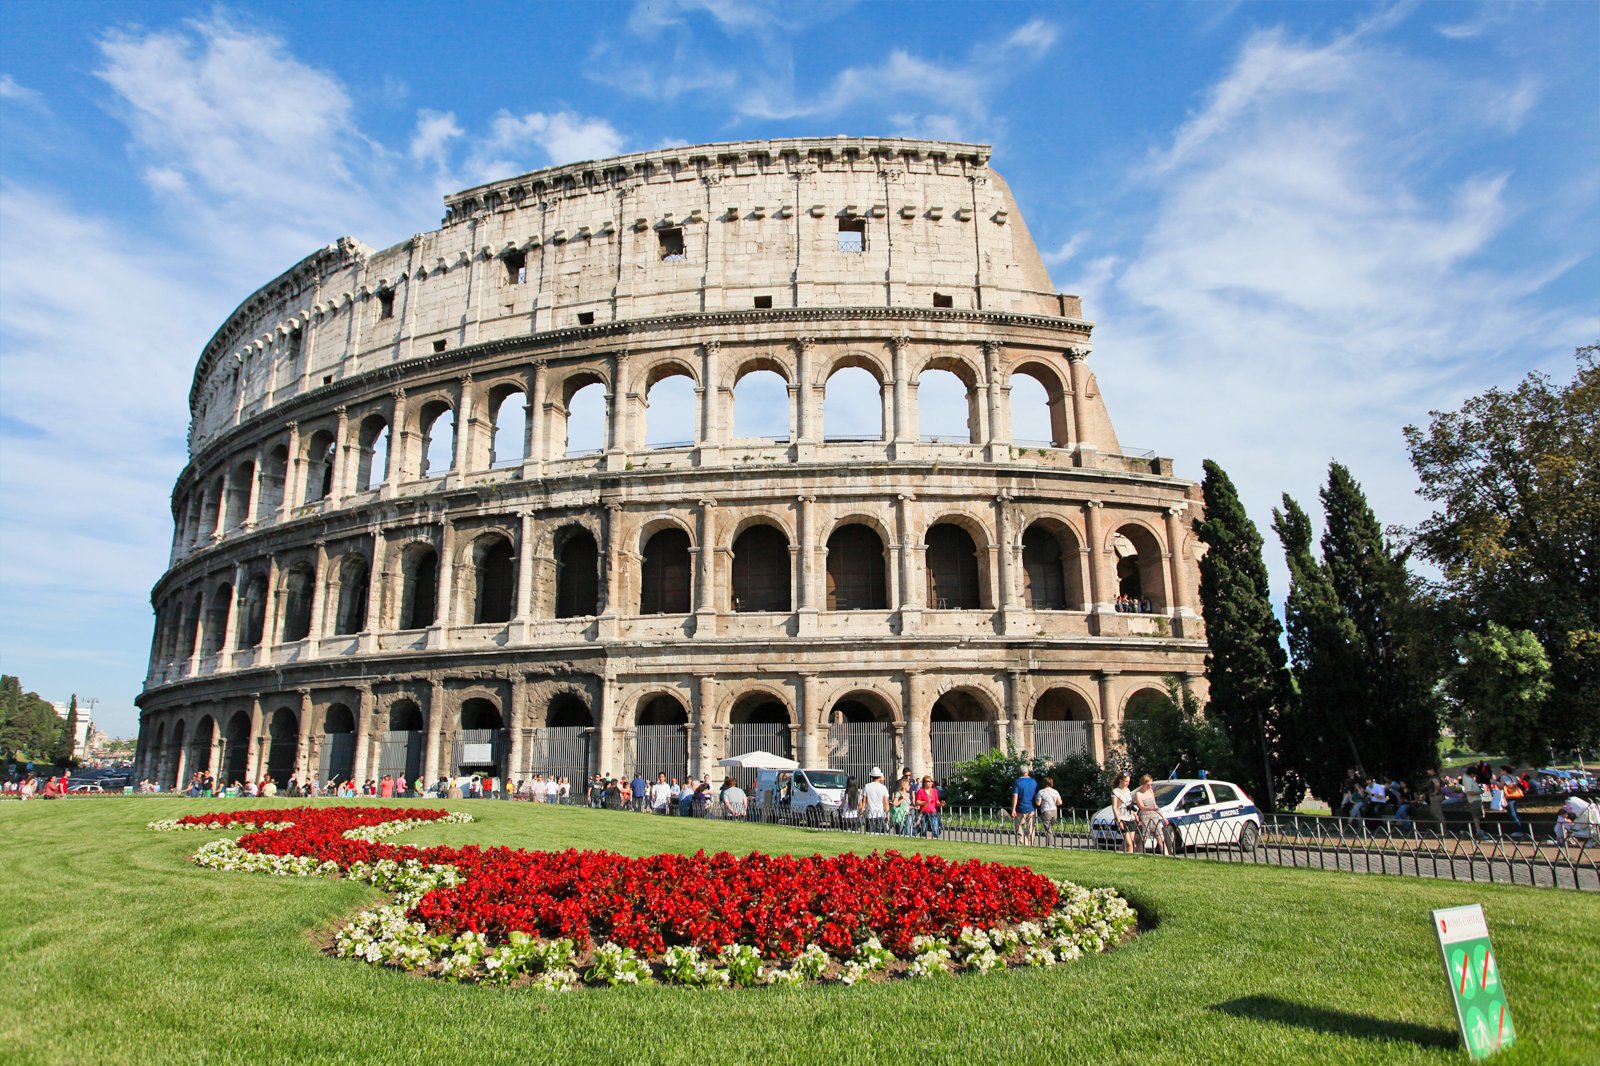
<box><xmin>151</xmin><ymin>806</ymin><xmax>1138</xmax><ymax>989</ymax></box>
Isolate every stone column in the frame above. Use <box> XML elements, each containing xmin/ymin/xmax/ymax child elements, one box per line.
<box><xmin>890</xmin><ymin>334</ymin><xmax>914</xmax><ymax>457</ymax></box>
<box><xmin>352</xmin><ymin>684</ymin><xmax>374</xmax><ymax>784</ymax></box>
<box><xmin>699</xmin><ymin>340</ymin><xmax>722</xmax><ymax>464</ymax></box>
<box><xmin>306</xmin><ymin>541</ymin><xmax>330</xmax><ymax>648</ymax></box>
<box><xmin>1164</xmin><ymin>504</ymin><xmax>1194</xmax><ymax>618</ymax></box>
<box><xmin>259</xmin><ymin>556</ymin><xmax>280</xmax><ymax>658</ymax></box>
<box><xmin>294</xmin><ymin>689</ymin><xmax>314</xmax><ymax>783</ymax></box>
<box><xmin>507</xmin><ymin>675</ymin><xmax>527</xmax><ymax>782</ymax></box>
<box><xmin>219</xmin><ymin>564</ymin><xmax>247</xmax><ymax>666</ymax></box>
<box><xmin>431</xmin><ymin>521</ymin><xmax>455</xmax><ymax>645</ymax></box>
<box><xmin>896</xmin><ymin>493</ymin><xmax>919</xmax><ymax>630</ymax></box>
<box><xmin>451</xmin><ymin>374</ymin><xmax>475</xmax><ymax>479</ymax></box>
<box><xmin>330</xmin><ymin>405</ymin><xmax>351</xmax><ymax>504</ymax></box>
<box><xmin>245</xmin><ymin>697</ymin><xmax>264</xmax><ymax>783</ymax></box>
<box><xmin>993</xmin><ymin>494</ymin><xmax>1015</xmax><ymax>632</ymax></box>
<box><xmin>363</xmin><ymin>530</ymin><xmax>386</xmax><ymax>646</ymax></box>
<box><xmin>280</xmin><ymin>421</ymin><xmax>301</xmax><ymax>520</ymax></box>
<box><xmin>904</xmin><ymin>671</ymin><xmax>932</xmax><ymax>778</ymax></box>
<box><xmin>523</xmin><ymin>360</ymin><xmax>546</xmax><ymax>478</ymax></box>
<box><xmin>597</xmin><ymin>670</ymin><xmax>617</xmax><ymax>777</ymax></box>
<box><xmin>1067</xmin><ymin>348</ymin><xmax>1095</xmax><ymax>457</ymax></box>
<box><xmin>245</xmin><ymin>447</ymin><xmax>265</xmax><ymax>528</ymax></box>
<box><xmin>695</xmin><ymin>674</ymin><xmax>719</xmax><ymax>780</ymax></box>
<box><xmin>794</xmin><ymin>337</ymin><xmax>818</xmax><ymax>459</ymax></box>
<box><xmin>514</xmin><ymin>511</ymin><xmax>536</xmax><ymax>628</ymax></box>
<box><xmin>599</xmin><ymin>501</ymin><xmax>622</xmax><ymax>638</ymax></box>
<box><xmin>795</xmin><ymin>494</ymin><xmax>817</xmax><ymax>634</ymax></box>
<box><xmin>1095</xmin><ymin>671</ymin><xmax>1119</xmax><ymax>765</ymax></box>
<box><xmin>1083</xmin><ymin>501</ymin><xmax>1111</xmax><ymax>614</ymax></box>
<box><xmin>798</xmin><ymin>673</ymin><xmax>820</xmax><ymax>768</ymax></box>
<box><xmin>1006</xmin><ymin>669</ymin><xmax>1030</xmax><ymax>756</ymax></box>
<box><xmin>606</xmin><ymin>352</ymin><xmax>632</xmax><ymax>469</ymax></box>
<box><xmin>384</xmin><ymin>388</ymin><xmax>408</xmax><ymax>492</ymax></box>
<box><xmin>695</xmin><ymin>498</ymin><xmax>718</xmax><ymax>636</ymax></box>
<box><xmin>983</xmin><ymin>340</ymin><xmax>1009</xmax><ymax>460</ymax></box>
<box><xmin>423</xmin><ymin>679</ymin><xmax>447</xmax><ymax>783</ymax></box>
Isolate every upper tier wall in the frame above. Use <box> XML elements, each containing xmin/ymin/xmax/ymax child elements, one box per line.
<box><xmin>188</xmin><ymin>138</ymin><xmax>1077</xmax><ymax>453</ymax></box>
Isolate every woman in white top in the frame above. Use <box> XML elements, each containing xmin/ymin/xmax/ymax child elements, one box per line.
<box><xmin>1110</xmin><ymin>772</ymin><xmax>1137</xmax><ymax>854</ymax></box>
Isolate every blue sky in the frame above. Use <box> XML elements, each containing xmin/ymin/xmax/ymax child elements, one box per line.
<box><xmin>1</xmin><ymin>1</ymin><xmax>1595</xmax><ymax>738</ymax></box>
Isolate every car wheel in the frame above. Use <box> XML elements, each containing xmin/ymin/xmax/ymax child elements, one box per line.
<box><xmin>1163</xmin><ymin>824</ymin><xmax>1182</xmax><ymax>855</ymax></box>
<box><xmin>1238</xmin><ymin>821</ymin><xmax>1260</xmax><ymax>852</ymax></box>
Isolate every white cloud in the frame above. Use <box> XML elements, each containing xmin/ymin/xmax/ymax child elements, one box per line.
<box><xmin>1041</xmin><ymin>233</ymin><xmax>1087</xmax><ymax>268</ymax></box>
<box><xmin>0</xmin><ymin>73</ymin><xmax>46</xmax><ymax>108</ymax></box>
<box><xmin>409</xmin><ymin>109</ymin><xmax>463</xmax><ymax>167</ymax></box>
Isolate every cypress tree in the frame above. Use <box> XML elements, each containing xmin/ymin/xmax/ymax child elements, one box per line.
<box><xmin>1193</xmin><ymin>460</ymin><xmax>1299</xmax><ymax>810</ymax></box>
<box><xmin>64</xmin><ymin>694</ymin><xmax>80</xmax><ymax>763</ymax></box>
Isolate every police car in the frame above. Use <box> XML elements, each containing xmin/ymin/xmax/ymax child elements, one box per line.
<box><xmin>1090</xmin><ymin>778</ymin><xmax>1263</xmax><ymax>852</ymax></box>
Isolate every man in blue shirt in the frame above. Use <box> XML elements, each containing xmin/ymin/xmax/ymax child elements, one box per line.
<box><xmin>630</xmin><ymin>772</ymin><xmax>648</xmax><ymax>812</ymax></box>
<box><xmin>1012</xmin><ymin>767</ymin><xmax>1039</xmax><ymax>845</ymax></box>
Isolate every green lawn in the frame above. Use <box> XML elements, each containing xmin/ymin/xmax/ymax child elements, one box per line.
<box><xmin>3</xmin><ymin>798</ymin><xmax>1596</xmax><ymax>1065</ymax></box>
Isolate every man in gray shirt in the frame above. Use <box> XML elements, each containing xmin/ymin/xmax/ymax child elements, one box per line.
<box><xmin>862</xmin><ymin>767</ymin><xmax>890</xmax><ymax>833</ymax></box>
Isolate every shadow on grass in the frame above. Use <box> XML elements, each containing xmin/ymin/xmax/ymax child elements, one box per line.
<box><xmin>1210</xmin><ymin>995</ymin><xmax>1457</xmax><ymax>1049</ymax></box>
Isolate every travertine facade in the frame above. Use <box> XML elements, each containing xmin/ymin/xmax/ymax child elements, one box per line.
<box><xmin>134</xmin><ymin>137</ymin><xmax>1207</xmax><ymax>792</ymax></box>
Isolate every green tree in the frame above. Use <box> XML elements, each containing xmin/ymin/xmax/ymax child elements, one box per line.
<box><xmin>1273</xmin><ymin>466</ymin><xmax>1442</xmax><ymax>803</ymax></box>
<box><xmin>64</xmin><ymin>694</ymin><xmax>80</xmax><ymax>762</ymax></box>
<box><xmin>1193</xmin><ymin>459</ymin><xmax>1301</xmax><ymax>810</ymax></box>
<box><xmin>0</xmin><ymin>674</ymin><xmax>67</xmax><ymax>767</ymax></box>
<box><xmin>945</xmin><ymin>747</ymin><xmax>1049</xmax><ymax>806</ymax></box>
<box><xmin>1448</xmin><ymin>623</ymin><xmax>1553</xmax><ymax>764</ymax></box>
<box><xmin>1117</xmin><ymin>678</ymin><xmax>1232</xmax><ymax>784</ymax></box>
<box><xmin>1404</xmin><ymin>346</ymin><xmax>1599</xmax><ymax>755</ymax></box>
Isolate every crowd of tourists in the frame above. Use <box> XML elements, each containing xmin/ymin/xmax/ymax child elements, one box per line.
<box><xmin>1</xmin><ymin>771</ymin><xmax>72</xmax><ymax>799</ymax></box>
<box><xmin>1113</xmin><ymin>594</ymin><xmax>1155</xmax><ymax>613</ymax></box>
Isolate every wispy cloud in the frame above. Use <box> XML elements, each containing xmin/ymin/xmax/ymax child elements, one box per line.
<box><xmin>0</xmin><ymin>73</ymin><xmax>47</xmax><ymax>108</ymax></box>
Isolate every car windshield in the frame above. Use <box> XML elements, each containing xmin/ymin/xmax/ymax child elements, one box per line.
<box><xmin>1152</xmin><ymin>783</ymin><xmax>1186</xmax><ymax>806</ymax></box>
<box><xmin>805</xmin><ymin>771</ymin><xmax>848</xmax><ymax>789</ymax></box>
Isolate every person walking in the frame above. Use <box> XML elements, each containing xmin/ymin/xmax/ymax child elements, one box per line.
<box><xmin>1133</xmin><ymin>774</ymin><xmax>1169</xmax><ymax>855</ymax></box>
<box><xmin>720</xmin><ymin>775</ymin><xmax>748</xmax><ymax>819</ymax></box>
<box><xmin>862</xmin><ymin>767</ymin><xmax>890</xmax><ymax>833</ymax></box>
<box><xmin>1011</xmin><ymin>767</ymin><xmax>1039</xmax><ymax>845</ymax></box>
<box><xmin>650</xmin><ymin>771</ymin><xmax>673</xmax><ymax>814</ymax></box>
<box><xmin>1110</xmin><ymin>772</ymin><xmax>1138</xmax><ymax>853</ymax></box>
<box><xmin>914</xmin><ymin>774</ymin><xmax>943</xmax><ymax>838</ymax></box>
<box><xmin>1036</xmin><ymin>776</ymin><xmax>1063</xmax><ymax>845</ymax></box>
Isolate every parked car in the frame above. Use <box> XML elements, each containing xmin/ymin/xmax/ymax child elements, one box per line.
<box><xmin>68</xmin><ymin>783</ymin><xmax>105</xmax><ymax>793</ymax></box>
<box><xmin>1090</xmin><ymin>778</ymin><xmax>1263</xmax><ymax>852</ymax></box>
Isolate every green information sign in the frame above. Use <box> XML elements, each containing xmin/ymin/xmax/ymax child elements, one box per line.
<box><xmin>1432</xmin><ymin>904</ymin><xmax>1515</xmax><ymax>1058</ymax></box>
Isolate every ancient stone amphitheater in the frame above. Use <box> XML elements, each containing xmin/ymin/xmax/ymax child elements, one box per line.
<box><xmin>134</xmin><ymin>137</ymin><xmax>1207</xmax><ymax>792</ymax></box>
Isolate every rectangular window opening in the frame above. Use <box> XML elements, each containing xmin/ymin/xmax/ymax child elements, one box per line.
<box><xmin>576</xmin><ymin>311</ymin><xmax>595</xmax><ymax>326</ymax></box>
<box><xmin>322</xmin><ymin>374</ymin><xmax>333</xmax><ymax>385</ymax></box>
<box><xmin>658</xmin><ymin>227</ymin><xmax>686</xmax><ymax>261</ymax></box>
<box><xmin>432</xmin><ymin>339</ymin><xmax>447</xmax><ymax>353</ymax></box>
<box><xmin>838</xmin><ymin>217</ymin><xmax>866</xmax><ymax>254</ymax></box>
<box><xmin>378</xmin><ymin>290</ymin><xmax>396</xmax><ymax>319</ymax></box>
<box><xmin>288</xmin><ymin>328</ymin><xmax>304</xmax><ymax>359</ymax></box>
<box><xmin>503</xmin><ymin>251</ymin><xmax>527</xmax><ymax>284</ymax></box>
<box><xmin>752</xmin><ymin>295</ymin><xmax>773</xmax><ymax>309</ymax></box>
<box><xmin>933</xmin><ymin>292</ymin><xmax>953</xmax><ymax>308</ymax></box>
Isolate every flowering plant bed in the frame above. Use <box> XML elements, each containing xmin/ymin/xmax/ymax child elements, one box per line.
<box><xmin>151</xmin><ymin>806</ymin><xmax>1137</xmax><ymax>990</ymax></box>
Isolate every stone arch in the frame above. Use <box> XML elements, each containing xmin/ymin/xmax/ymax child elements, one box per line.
<box><xmin>1031</xmin><ymin>685</ymin><xmax>1095</xmax><ymax>761</ymax></box>
<box><xmin>555</xmin><ymin>369</ymin><xmax>608</xmax><ymax>457</ymax></box>
<box><xmin>822</xmin><ymin>354</ymin><xmax>886</xmax><ymax>441</ymax></box>
<box><xmin>257</xmin><ymin>444</ymin><xmax>288</xmax><ymax>520</ymax></box>
<box><xmin>643</xmin><ymin>361</ymin><xmax>698</xmax><ymax>450</ymax></box>
<box><xmin>151</xmin><ymin>720</ymin><xmax>167</xmax><ymax>787</ymax></box>
<box><xmin>1008</xmin><ymin>359</ymin><xmax>1070</xmax><ymax>448</ymax></box>
<box><xmin>929</xmin><ymin>684</ymin><xmax>1001</xmax><ymax>781</ymax></box>
<box><xmin>265</xmin><ymin>705</ymin><xmax>297</xmax><ymax>785</ymax></box>
<box><xmin>1110</xmin><ymin>520</ymin><xmax>1168</xmax><ymax>612</ymax></box>
<box><xmin>379</xmin><ymin>698</ymin><xmax>424</xmax><ymax>782</ymax></box>
<box><xmin>223</xmin><ymin>710</ymin><xmax>250</xmax><ymax>784</ymax></box>
<box><xmin>279</xmin><ymin>560</ymin><xmax>316</xmax><ymax>643</ymax></box>
<box><xmin>724</xmin><ymin>688</ymin><xmax>794</xmax><ymax>762</ymax></box>
<box><xmin>1022</xmin><ymin>517</ymin><xmax>1086</xmax><ymax>611</ymax></box>
<box><xmin>396</xmin><ymin>540</ymin><xmax>439</xmax><ymax>630</ymax></box>
<box><xmin>825</xmin><ymin>519</ymin><xmax>890</xmax><ymax>611</ymax></box>
<box><xmin>320</xmin><ymin>702</ymin><xmax>356</xmax><ymax>784</ymax></box>
<box><xmin>456</xmin><ymin>695</ymin><xmax>504</xmax><ymax>777</ymax></box>
<box><xmin>924</xmin><ymin>513</ymin><xmax>991</xmax><ymax>610</ymax></box>
<box><xmin>915</xmin><ymin>353</ymin><xmax>982</xmax><ymax>445</ymax></box>
<box><xmin>166</xmin><ymin>717</ymin><xmax>188</xmax><ymax>791</ymax></box>
<box><xmin>731</xmin><ymin>357</ymin><xmax>791</xmax><ymax>442</ymax></box>
<box><xmin>200</xmin><ymin>580</ymin><xmax>232</xmax><ymax>657</ymax></box>
<box><xmin>223</xmin><ymin>458</ymin><xmax>254</xmax><ymax>529</ymax></box>
<box><xmin>639</xmin><ymin>523</ymin><xmax>692</xmax><ymax>615</ymax></box>
<box><xmin>356</xmin><ymin>413</ymin><xmax>389</xmax><ymax>491</ymax></box>
<box><xmin>460</xmin><ymin>531</ymin><xmax>516</xmax><ymax>625</ymax></box>
<box><xmin>331</xmin><ymin>552</ymin><xmax>371</xmax><ymax>636</ymax></box>
<box><xmin>179</xmin><ymin>588</ymin><xmax>203</xmax><ymax>660</ymax></box>
<box><xmin>237</xmin><ymin>571</ymin><xmax>268</xmax><ymax>648</ymax></box>
<box><xmin>823</xmin><ymin>686</ymin><xmax>900</xmax><ymax>785</ymax></box>
<box><xmin>418</xmin><ymin>400</ymin><xmax>455</xmax><ymax>478</ymax></box>
<box><xmin>187</xmin><ymin>714</ymin><xmax>217</xmax><ymax>780</ymax></box>
<box><xmin>730</xmin><ymin>521</ymin><xmax>792</xmax><ymax>613</ymax></box>
<box><xmin>551</xmin><ymin>522</ymin><xmax>600</xmax><ymax>618</ymax></box>
<box><xmin>302</xmin><ymin>427</ymin><xmax>338</xmax><ymax>504</ymax></box>
<box><xmin>632</xmin><ymin>690</ymin><xmax>690</xmax><ymax>780</ymax></box>
<box><xmin>485</xmin><ymin>380</ymin><xmax>528</xmax><ymax>468</ymax></box>
<box><xmin>544</xmin><ymin>692</ymin><xmax>594</xmax><ymax>727</ymax></box>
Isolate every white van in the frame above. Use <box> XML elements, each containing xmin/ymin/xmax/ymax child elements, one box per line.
<box><xmin>750</xmin><ymin>767</ymin><xmax>849</xmax><ymax>824</ymax></box>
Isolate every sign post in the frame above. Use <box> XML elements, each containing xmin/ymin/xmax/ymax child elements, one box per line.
<box><xmin>1432</xmin><ymin>904</ymin><xmax>1515</xmax><ymax>1058</ymax></box>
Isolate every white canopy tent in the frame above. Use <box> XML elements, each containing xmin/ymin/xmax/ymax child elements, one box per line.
<box><xmin>717</xmin><ymin>750</ymin><xmax>798</xmax><ymax>770</ymax></box>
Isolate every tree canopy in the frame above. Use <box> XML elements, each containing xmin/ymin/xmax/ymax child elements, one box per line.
<box><xmin>1404</xmin><ymin>346</ymin><xmax>1599</xmax><ymax>755</ymax></box>
<box><xmin>1</xmin><ymin>675</ymin><xmax>70</xmax><ymax>767</ymax></box>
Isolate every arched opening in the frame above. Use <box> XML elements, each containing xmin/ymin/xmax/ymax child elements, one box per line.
<box><xmin>531</xmin><ymin>695</ymin><xmax>593</xmax><ymax>787</ymax></box>
<box><xmin>420</xmin><ymin>403</ymin><xmax>455</xmax><ymax>478</ymax></box>
<box><xmin>823</xmin><ymin>365</ymin><xmax>883</xmax><ymax>441</ymax></box>
<box><xmin>925</xmin><ymin>523</ymin><xmax>983</xmax><ymax>610</ymax></box>
<box><xmin>634</xmin><ymin>694</ymin><xmax>689</xmax><ymax>779</ymax></box>
<box><xmin>639</xmin><ymin>527</ymin><xmax>691</xmax><ymax>615</ymax></box>
<box><xmin>180</xmin><ymin>591</ymin><xmax>203</xmax><ymax>660</ymax></box>
<box><xmin>456</xmin><ymin>697</ymin><xmax>503</xmax><ymax>777</ymax></box>
<box><xmin>333</xmin><ymin>555</ymin><xmax>370</xmax><ymax>636</ymax></box>
<box><xmin>555</xmin><ymin>527</ymin><xmax>599</xmax><ymax>617</ymax></box>
<box><xmin>303</xmin><ymin>429</ymin><xmax>338</xmax><ymax>504</ymax></box>
<box><xmin>1113</xmin><ymin>525</ymin><xmax>1167</xmax><ymax>612</ymax></box>
<box><xmin>319</xmin><ymin>703</ymin><xmax>356</xmax><ymax>784</ymax></box>
<box><xmin>223</xmin><ymin>711</ymin><xmax>250</xmax><ymax>785</ymax></box>
<box><xmin>1022</xmin><ymin>521</ymin><xmax>1085</xmax><ymax>610</ymax></box>
<box><xmin>826</xmin><ymin>693</ymin><xmax>897</xmax><ymax>789</ymax></box>
<box><xmin>727</xmin><ymin>693</ymin><xmax>793</xmax><ymax>761</ymax></box>
<box><xmin>1009</xmin><ymin>369</ymin><xmax>1065</xmax><ymax>448</ymax></box>
<box><xmin>731</xmin><ymin>524</ymin><xmax>791</xmax><ymax>612</ymax></box>
<box><xmin>563</xmin><ymin>379</ymin><xmax>606</xmax><ymax>456</ymax></box>
<box><xmin>379</xmin><ymin>700</ymin><xmax>424</xmax><ymax>782</ymax></box>
<box><xmin>280</xmin><ymin>562</ymin><xmax>316</xmax><ymax>643</ymax></box>
<box><xmin>151</xmin><ymin>721</ymin><xmax>167</xmax><ymax>788</ymax></box>
<box><xmin>223</xmin><ymin>460</ymin><xmax>253</xmax><ymax>529</ymax></box>
<box><xmin>399</xmin><ymin>545</ymin><xmax>438</xmax><ymax>629</ymax></box>
<box><xmin>187</xmin><ymin>715</ymin><xmax>216</xmax><ymax>781</ymax></box>
<box><xmin>470</xmin><ymin>535</ymin><xmax>516</xmax><ymax>624</ymax></box>
<box><xmin>357</xmin><ymin>415</ymin><xmax>389</xmax><ymax>491</ymax></box>
<box><xmin>929</xmin><ymin>689</ymin><xmax>999</xmax><ymax>782</ymax></box>
<box><xmin>237</xmin><ymin>572</ymin><xmax>267</xmax><ymax>648</ymax></box>
<box><xmin>1120</xmin><ymin>686</ymin><xmax>1172</xmax><ymax>747</ymax></box>
<box><xmin>732</xmin><ymin>366</ymin><xmax>789</xmax><ymax>441</ymax></box>
<box><xmin>265</xmin><ymin>707</ymin><xmax>297</xmax><ymax>785</ymax></box>
<box><xmin>201</xmin><ymin>583</ymin><xmax>232</xmax><ymax>657</ymax></box>
<box><xmin>167</xmin><ymin>718</ymin><xmax>187</xmax><ymax>791</ymax></box>
<box><xmin>644</xmin><ymin>371</ymin><xmax>696</xmax><ymax>449</ymax></box>
<box><xmin>916</xmin><ymin>367</ymin><xmax>974</xmax><ymax>443</ymax></box>
<box><xmin>1032</xmin><ymin>688</ymin><xmax>1093</xmax><ymax>761</ymax></box>
<box><xmin>490</xmin><ymin>387</ymin><xmax>528</xmax><ymax>467</ymax></box>
<box><xmin>825</xmin><ymin>523</ymin><xmax>887</xmax><ymax>611</ymax></box>
<box><xmin>257</xmin><ymin>445</ymin><xmax>288</xmax><ymax>520</ymax></box>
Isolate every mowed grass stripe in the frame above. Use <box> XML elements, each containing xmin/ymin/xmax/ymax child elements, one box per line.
<box><xmin>1</xmin><ymin>798</ymin><xmax>1595</xmax><ymax>1066</ymax></box>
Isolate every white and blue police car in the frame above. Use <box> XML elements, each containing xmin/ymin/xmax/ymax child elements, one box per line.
<box><xmin>1090</xmin><ymin>778</ymin><xmax>1263</xmax><ymax>852</ymax></box>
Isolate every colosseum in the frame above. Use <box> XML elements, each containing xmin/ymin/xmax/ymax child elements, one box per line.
<box><xmin>133</xmin><ymin>136</ymin><xmax>1208</xmax><ymax>793</ymax></box>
